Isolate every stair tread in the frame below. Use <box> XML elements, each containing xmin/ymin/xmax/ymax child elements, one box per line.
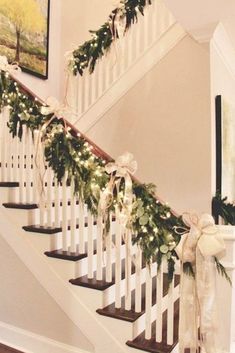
<box><xmin>45</xmin><ymin>249</ymin><xmax>87</xmax><ymax>261</ymax></box>
<box><xmin>70</xmin><ymin>257</ymin><xmax>145</xmax><ymax>290</ymax></box>
<box><xmin>126</xmin><ymin>300</ymin><xmax>179</xmax><ymax>353</ymax></box>
<box><xmin>3</xmin><ymin>203</ymin><xmax>38</xmax><ymax>209</ymax></box>
<box><xmin>23</xmin><ymin>225</ymin><xmax>62</xmax><ymax>234</ymax></box>
<box><xmin>0</xmin><ymin>182</ymin><xmax>19</xmax><ymax>187</ymax></box>
<box><xmin>97</xmin><ymin>274</ymin><xmax>180</xmax><ymax>322</ymax></box>
<box><xmin>0</xmin><ymin>343</ymin><xmax>25</xmax><ymax>353</ymax></box>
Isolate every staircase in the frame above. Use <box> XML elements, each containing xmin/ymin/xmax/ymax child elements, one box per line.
<box><xmin>0</xmin><ymin>74</ymin><xmax>182</xmax><ymax>353</ymax></box>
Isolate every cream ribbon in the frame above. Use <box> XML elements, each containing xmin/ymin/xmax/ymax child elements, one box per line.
<box><xmin>99</xmin><ymin>152</ymin><xmax>137</xmax><ymax>298</ymax></box>
<box><xmin>0</xmin><ymin>55</ymin><xmax>21</xmax><ymax>73</ymax></box>
<box><xmin>175</xmin><ymin>213</ymin><xmax>226</xmax><ymax>353</ymax></box>
<box><xmin>41</xmin><ymin>96</ymin><xmax>70</xmax><ymax>120</ymax></box>
<box><xmin>99</xmin><ymin>151</ymin><xmax>137</xmax><ymax>227</ymax></box>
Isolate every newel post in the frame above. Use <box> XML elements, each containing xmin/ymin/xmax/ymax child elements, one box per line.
<box><xmin>216</xmin><ymin>225</ymin><xmax>235</xmax><ymax>353</ymax></box>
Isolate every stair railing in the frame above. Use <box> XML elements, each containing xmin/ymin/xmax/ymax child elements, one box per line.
<box><xmin>69</xmin><ymin>0</ymin><xmax>176</xmax><ymax>122</ymax></box>
<box><xmin>0</xmin><ymin>76</ymin><xmax>180</xmax><ymax>348</ymax></box>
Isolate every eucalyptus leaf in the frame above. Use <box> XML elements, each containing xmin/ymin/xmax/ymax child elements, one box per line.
<box><xmin>139</xmin><ymin>214</ymin><xmax>149</xmax><ymax>226</ymax></box>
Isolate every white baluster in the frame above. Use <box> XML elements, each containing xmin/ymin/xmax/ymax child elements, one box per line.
<box><xmin>76</xmin><ymin>75</ymin><xmax>83</xmax><ymax>116</ymax></box>
<box><xmin>6</xmin><ymin>130</ymin><xmax>13</xmax><ymax>182</ymax></box>
<box><xmin>96</xmin><ymin>60</ymin><xmax>103</xmax><ymax>98</ymax></box>
<box><xmin>83</xmin><ymin>71</ymin><xmax>90</xmax><ymax>112</ymax></box>
<box><xmin>135</xmin><ymin>246</ymin><xmax>142</xmax><ymax>313</ymax></box>
<box><xmin>1</xmin><ymin>109</ymin><xmax>7</xmax><ymax>181</ymax></box>
<box><xmin>143</xmin><ymin>5</ymin><xmax>150</xmax><ymax>49</ymax></box>
<box><xmin>115</xmin><ymin>209</ymin><xmax>122</xmax><ymax>308</ymax></box>
<box><xmin>70</xmin><ymin>182</ymin><xmax>77</xmax><ymax>253</ymax></box>
<box><xmin>46</xmin><ymin>166</ymin><xmax>53</xmax><ymax>227</ymax></box>
<box><xmin>87</xmin><ymin>212</ymin><xmax>94</xmax><ymax>279</ymax></box>
<box><xmin>145</xmin><ymin>266</ymin><xmax>152</xmax><ymax>339</ymax></box>
<box><xmin>78</xmin><ymin>202</ymin><xmax>85</xmax><ymax>254</ymax></box>
<box><xmin>156</xmin><ymin>264</ymin><xmax>163</xmax><ymax>342</ymax></box>
<box><xmin>105</xmin><ymin>213</ymin><xmax>113</xmax><ymax>283</ymax></box>
<box><xmin>54</xmin><ymin>180</ymin><xmax>60</xmax><ymax>227</ymax></box>
<box><xmin>125</xmin><ymin>229</ymin><xmax>132</xmax><ymax>310</ymax></box>
<box><xmin>96</xmin><ymin>215</ymin><xmax>103</xmax><ymax>281</ymax></box>
<box><xmin>62</xmin><ymin>172</ymin><xmax>69</xmax><ymax>251</ymax></box>
<box><xmin>25</xmin><ymin>129</ymin><xmax>32</xmax><ymax>203</ymax></box>
<box><xmin>12</xmin><ymin>132</ymin><xmax>19</xmax><ymax>182</ymax></box>
<box><xmin>19</xmin><ymin>125</ymin><xmax>26</xmax><ymax>203</ymax></box>
<box><xmin>167</xmin><ymin>275</ymin><xmax>175</xmax><ymax>345</ymax></box>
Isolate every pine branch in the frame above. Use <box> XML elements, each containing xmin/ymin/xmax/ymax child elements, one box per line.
<box><xmin>183</xmin><ymin>262</ymin><xmax>195</xmax><ymax>278</ymax></box>
<box><xmin>214</xmin><ymin>257</ymin><xmax>232</xmax><ymax>286</ymax></box>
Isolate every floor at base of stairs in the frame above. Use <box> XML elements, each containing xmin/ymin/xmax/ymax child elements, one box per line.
<box><xmin>0</xmin><ymin>343</ymin><xmax>25</xmax><ymax>353</ymax></box>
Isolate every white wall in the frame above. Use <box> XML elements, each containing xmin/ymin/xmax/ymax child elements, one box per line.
<box><xmin>87</xmin><ymin>35</ymin><xmax>212</xmax><ymax>214</ymax></box>
<box><xmin>0</xmin><ymin>235</ymin><xmax>94</xmax><ymax>353</ymax></box>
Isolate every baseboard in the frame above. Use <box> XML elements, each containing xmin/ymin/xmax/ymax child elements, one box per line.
<box><xmin>0</xmin><ymin>321</ymin><xmax>90</xmax><ymax>353</ymax></box>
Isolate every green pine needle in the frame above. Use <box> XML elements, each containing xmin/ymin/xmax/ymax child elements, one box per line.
<box><xmin>214</xmin><ymin>257</ymin><xmax>232</xmax><ymax>286</ymax></box>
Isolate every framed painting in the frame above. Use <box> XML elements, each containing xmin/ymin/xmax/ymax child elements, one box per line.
<box><xmin>0</xmin><ymin>0</ymin><xmax>50</xmax><ymax>79</ymax></box>
<box><xmin>215</xmin><ymin>95</ymin><xmax>235</xmax><ymax>201</ymax></box>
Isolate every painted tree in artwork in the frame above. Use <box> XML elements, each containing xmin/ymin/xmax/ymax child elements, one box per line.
<box><xmin>0</xmin><ymin>0</ymin><xmax>46</xmax><ymax>62</ymax></box>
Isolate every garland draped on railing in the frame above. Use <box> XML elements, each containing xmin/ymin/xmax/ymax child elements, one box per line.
<box><xmin>69</xmin><ymin>0</ymin><xmax>152</xmax><ymax>76</ymax></box>
<box><xmin>0</xmin><ymin>67</ymin><xmax>184</xmax><ymax>281</ymax></box>
<box><xmin>0</xmin><ymin>60</ymin><xmax>230</xmax><ymax>285</ymax></box>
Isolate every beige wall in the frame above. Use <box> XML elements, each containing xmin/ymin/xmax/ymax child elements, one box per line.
<box><xmin>87</xmin><ymin>35</ymin><xmax>212</xmax><ymax>214</ymax></box>
<box><xmin>0</xmin><ymin>235</ymin><xmax>94</xmax><ymax>352</ymax></box>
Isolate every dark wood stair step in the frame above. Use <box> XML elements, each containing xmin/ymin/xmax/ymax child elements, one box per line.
<box><xmin>126</xmin><ymin>299</ymin><xmax>179</xmax><ymax>353</ymax></box>
<box><xmin>23</xmin><ymin>216</ymin><xmax>116</xmax><ymax>234</ymax></box>
<box><xmin>0</xmin><ymin>343</ymin><xmax>25</xmax><ymax>353</ymax></box>
<box><xmin>3</xmin><ymin>203</ymin><xmax>38</xmax><ymax>209</ymax></box>
<box><xmin>69</xmin><ymin>257</ymin><xmax>143</xmax><ymax>290</ymax></box>
<box><xmin>23</xmin><ymin>225</ymin><xmax>62</xmax><ymax>234</ymax></box>
<box><xmin>96</xmin><ymin>274</ymin><xmax>180</xmax><ymax>323</ymax></box>
<box><xmin>0</xmin><ymin>182</ymin><xmax>19</xmax><ymax>187</ymax></box>
<box><xmin>45</xmin><ymin>249</ymin><xmax>87</xmax><ymax>261</ymax></box>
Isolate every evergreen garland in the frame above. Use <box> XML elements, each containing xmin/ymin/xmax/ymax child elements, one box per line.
<box><xmin>70</xmin><ymin>0</ymin><xmax>152</xmax><ymax>75</ymax></box>
<box><xmin>212</xmin><ymin>193</ymin><xmax>235</xmax><ymax>225</ymax></box>
<box><xmin>0</xmin><ymin>70</ymin><xmax>230</xmax><ymax>284</ymax></box>
<box><xmin>0</xmin><ymin>71</ymin><xmax>184</xmax><ymax>281</ymax></box>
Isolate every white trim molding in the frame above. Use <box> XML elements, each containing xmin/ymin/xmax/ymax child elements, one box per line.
<box><xmin>211</xmin><ymin>22</ymin><xmax>235</xmax><ymax>81</ymax></box>
<box><xmin>0</xmin><ymin>321</ymin><xmax>90</xmax><ymax>353</ymax></box>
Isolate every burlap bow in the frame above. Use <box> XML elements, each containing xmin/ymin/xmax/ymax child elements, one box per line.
<box><xmin>175</xmin><ymin>213</ymin><xmax>226</xmax><ymax>353</ymax></box>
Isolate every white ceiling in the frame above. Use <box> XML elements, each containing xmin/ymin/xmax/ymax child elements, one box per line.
<box><xmin>164</xmin><ymin>0</ymin><xmax>235</xmax><ymax>46</ymax></box>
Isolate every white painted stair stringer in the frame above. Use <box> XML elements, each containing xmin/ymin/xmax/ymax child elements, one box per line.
<box><xmin>0</xmin><ymin>206</ymin><xmax>144</xmax><ymax>353</ymax></box>
<box><xmin>75</xmin><ymin>22</ymin><xmax>186</xmax><ymax>133</ymax></box>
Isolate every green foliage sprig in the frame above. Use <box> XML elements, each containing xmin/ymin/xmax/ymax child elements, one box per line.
<box><xmin>70</xmin><ymin>0</ymin><xmax>152</xmax><ymax>75</ymax></box>
<box><xmin>212</xmin><ymin>193</ymin><xmax>235</xmax><ymax>225</ymax></box>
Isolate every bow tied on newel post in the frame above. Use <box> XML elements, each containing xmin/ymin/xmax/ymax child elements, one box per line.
<box><xmin>175</xmin><ymin>213</ymin><xmax>229</xmax><ymax>353</ymax></box>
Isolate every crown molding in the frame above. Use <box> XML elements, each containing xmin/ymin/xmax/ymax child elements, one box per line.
<box><xmin>188</xmin><ymin>22</ymin><xmax>218</xmax><ymax>43</ymax></box>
